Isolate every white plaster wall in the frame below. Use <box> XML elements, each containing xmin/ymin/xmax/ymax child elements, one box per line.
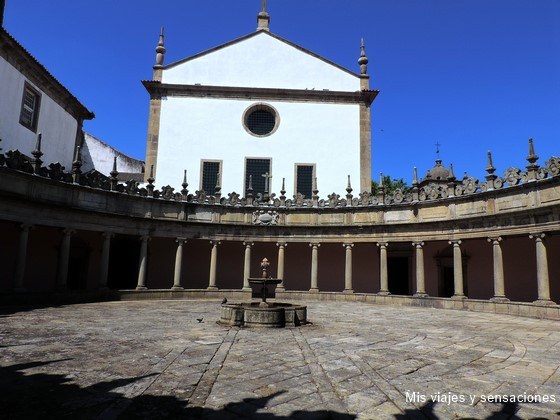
<box><xmin>0</xmin><ymin>57</ymin><xmax>78</xmax><ymax>168</ymax></box>
<box><xmin>163</xmin><ymin>33</ymin><xmax>360</xmax><ymax>91</ymax></box>
<box><xmin>155</xmin><ymin>97</ymin><xmax>360</xmax><ymax>196</ymax></box>
<box><xmin>82</xmin><ymin>132</ymin><xmax>144</xmax><ymax>175</ymax></box>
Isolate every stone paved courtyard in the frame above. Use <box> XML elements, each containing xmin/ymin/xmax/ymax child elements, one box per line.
<box><xmin>1</xmin><ymin>300</ymin><xmax>559</xmax><ymax>419</ymax></box>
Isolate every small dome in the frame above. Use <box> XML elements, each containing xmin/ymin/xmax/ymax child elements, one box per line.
<box><xmin>420</xmin><ymin>159</ymin><xmax>450</xmax><ymax>186</ymax></box>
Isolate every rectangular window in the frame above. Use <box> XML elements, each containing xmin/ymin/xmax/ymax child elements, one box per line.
<box><xmin>200</xmin><ymin>160</ymin><xmax>222</xmax><ymax>194</ymax></box>
<box><xmin>295</xmin><ymin>164</ymin><xmax>315</xmax><ymax>198</ymax></box>
<box><xmin>19</xmin><ymin>82</ymin><xmax>41</xmax><ymax>132</ymax></box>
<box><xmin>244</xmin><ymin>158</ymin><xmax>271</xmax><ymax>197</ymax></box>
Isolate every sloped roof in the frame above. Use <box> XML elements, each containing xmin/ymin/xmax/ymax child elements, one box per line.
<box><xmin>164</xmin><ymin>30</ymin><xmax>361</xmax><ymax>79</ymax></box>
<box><xmin>0</xmin><ymin>27</ymin><xmax>94</xmax><ymax>120</ymax></box>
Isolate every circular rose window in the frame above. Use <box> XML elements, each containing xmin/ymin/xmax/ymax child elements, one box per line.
<box><xmin>243</xmin><ymin>103</ymin><xmax>279</xmax><ymax>137</ymax></box>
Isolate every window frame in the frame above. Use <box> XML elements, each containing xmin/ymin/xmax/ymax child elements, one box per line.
<box><xmin>242</xmin><ymin>103</ymin><xmax>280</xmax><ymax>138</ymax></box>
<box><xmin>199</xmin><ymin>159</ymin><xmax>223</xmax><ymax>194</ymax></box>
<box><xmin>293</xmin><ymin>163</ymin><xmax>316</xmax><ymax>198</ymax></box>
<box><xmin>243</xmin><ymin>157</ymin><xmax>272</xmax><ymax>197</ymax></box>
<box><xmin>19</xmin><ymin>82</ymin><xmax>41</xmax><ymax>132</ymax></box>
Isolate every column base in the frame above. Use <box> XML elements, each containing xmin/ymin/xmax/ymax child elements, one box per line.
<box><xmin>135</xmin><ymin>286</ymin><xmax>148</xmax><ymax>291</ymax></box>
<box><xmin>490</xmin><ymin>296</ymin><xmax>510</xmax><ymax>303</ymax></box>
<box><xmin>451</xmin><ymin>294</ymin><xmax>466</xmax><ymax>300</ymax></box>
<box><xmin>343</xmin><ymin>289</ymin><xmax>354</xmax><ymax>294</ymax></box>
<box><xmin>413</xmin><ymin>293</ymin><xmax>429</xmax><ymax>298</ymax></box>
<box><xmin>171</xmin><ymin>286</ymin><xmax>184</xmax><ymax>291</ymax></box>
<box><xmin>309</xmin><ymin>288</ymin><xmax>319</xmax><ymax>293</ymax></box>
<box><xmin>377</xmin><ymin>290</ymin><xmax>390</xmax><ymax>296</ymax></box>
<box><xmin>242</xmin><ymin>287</ymin><xmax>252</xmax><ymax>292</ymax></box>
<box><xmin>207</xmin><ymin>286</ymin><xmax>218</xmax><ymax>291</ymax></box>
<box><xmin>533</xmin><ymin>299</ymin><xmax>556</xmax><ymax>306</ymax></box>
<box><xmin>276</xmin><ymin>285</ymin><xmax>285</xmax><ymax>291</ymax></box>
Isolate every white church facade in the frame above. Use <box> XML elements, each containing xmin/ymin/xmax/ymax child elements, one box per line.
<box><xmin>144</xmin><ymin>7</ymin><xmax>377</xmax><ymax>197</ymax></box>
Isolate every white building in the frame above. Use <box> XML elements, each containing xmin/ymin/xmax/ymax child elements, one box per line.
<box><xmin>0</xmin><ymin>25</ymin><xmax>94</xmax><ymax>169</ymax></box>
<box><xmin>143</xmin><ymin>5</ymin><xmax>377</xmax><ymax>197</ymax></box>
<box><xmin>81</xmin><ymin>132</ymin><xmax>144</xmax><ymax>180</ymax></box>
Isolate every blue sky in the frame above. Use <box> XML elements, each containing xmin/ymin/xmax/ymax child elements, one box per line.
<box><xmin>4</xmin><ymin>0</ymin><xmax>559</xmax><ymax>184</ymax></box>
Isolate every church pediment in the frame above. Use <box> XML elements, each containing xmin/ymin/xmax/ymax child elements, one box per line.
<box><xmin>161</xmin><ymin>31</ymin><xmax>361</xmax><ymax>92</ymax></box>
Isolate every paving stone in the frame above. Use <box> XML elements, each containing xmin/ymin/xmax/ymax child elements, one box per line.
<box><xmin>0</xmin><ymin>300</ymin><xmax>559</xmax><ymax>418</ymax></box>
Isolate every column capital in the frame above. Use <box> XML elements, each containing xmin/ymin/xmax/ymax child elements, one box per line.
<box><xmin>343</xmin><ymin>243</ymin><xmax>354</xmax><ymax>248</ymax></box>
<box><xmin>210</xmin><ymin>240</ymin><xmax>221</xmax><ymax>246</ymax></box>
<box><xmin>449</xmin><ymin>239</ymin><xmax>462</xmax><ymax>246</ymax></box>
<box><xmin>62</xmin><ymin>228</ymin><xmax>76</xmax><ymax>236</ymax></box>
<box><xmin>529</xmin><ymin>232</ymin><xmax>545</xmax><ymax>241</ymax></box>
<box><xmin>176</xmin><ymin>237</ymin><xmax>187</xmax><ymax>244</ymax></box>
<box><xmin>102</xmin><ymin>232</ymin><xmax>115</xmax><ymax>240</ymax></box>
<box><xmin>376</xmin><ymin>242</ymin><xmax>388</xmax><ymax>248</ymax></box>
<box><xmin>139</xmin><ymin>235</ymin><xmax>150</xmax><ymax>242</ymax></box>
<box><xmin>412</xmin><ymin>241</ymin><xmax>425</xmax><ymax>248</ymax></box>
<box><xmin>19</xmin><ymin>223</ymin><xmax>33</xmax><ymax>231</ymax></box>
<box><xmin>309</xmin><ymin>242</ymin><xmax>321</xmax><ymax>248</ymax></box>
<box><xmin>487</xmin><ymin>236</ymin><xmax>502</xmax><ymax>244</ymax></box>
<box><xmin>276</xmin><ymin>242</ymin><xmax>288</xmax><ymax>248</ymax></box>
<box><xmin>243</xmin><ymin>241</ymin><xmax>254</xmax><ymax>247</ymax></box>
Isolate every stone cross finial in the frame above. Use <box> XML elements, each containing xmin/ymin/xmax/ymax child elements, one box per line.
<box><xmin>261</xmin><ymin>172</ymin><xmax>272</xmax><ymax>193</ymax></box>
<box><xmin>257</xmin><ymin>0</ymin><xmax>270</xmax><ymax>31</ymax></box>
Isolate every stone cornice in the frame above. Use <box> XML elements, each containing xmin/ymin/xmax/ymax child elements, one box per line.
<box><xmin>142</xmin><ymin>80</ymin><xmax>379</xmax><ymax>106</ymax></box>
<box><xmin>0</xmin><ymin>29</ymin><xmax>94</xmax><ymax>121</ymax></box>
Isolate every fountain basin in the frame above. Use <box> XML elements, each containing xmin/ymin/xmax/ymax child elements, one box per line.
<box><xmin>219</xmin><ymin>302</ymin><xmax>308</xmax><ymax>328</ymax></box>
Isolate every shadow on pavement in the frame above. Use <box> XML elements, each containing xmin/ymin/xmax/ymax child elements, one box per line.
<box><xmin>0</xmin><ymin>360</ymin><xmax>355</xmax><ymax>419</ymax></box>
<box><xmin>0</xmin><ymin>360</ymin><xmax>539</xmax><ymax>419</ymax></box>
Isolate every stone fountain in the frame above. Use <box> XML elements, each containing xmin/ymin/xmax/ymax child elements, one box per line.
<box><xmin>219</xmin><ymin>258</ymin><xmax>308</xmax><ymax>328</ymax></box>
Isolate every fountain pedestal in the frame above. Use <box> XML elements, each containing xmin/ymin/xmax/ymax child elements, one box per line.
<box><xmin>219</xmin><ymin>258</ymin><xmax>308</xmax><ymax>328</ymax></box>
<box><xmin>248</xmin><ymin>278</ymin><xmax>282</xmax><ymax>308</ymax></box>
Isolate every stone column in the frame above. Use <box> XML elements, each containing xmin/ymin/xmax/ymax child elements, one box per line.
<box><xmin>412</xmin><ymin>241</ymin><xmax>428</xmax><ymax>297</ymax></box>
<box><xmin>377</xmin><ymin>242</ymin><xmax>390</xmax><ymax>295</ymax></box>
<box><xmin>449</xmin><ymin>240</ymin><xmax>466</xmax><ymax>299</ymax></box>
<box><xmin>309</xmin><ymin>243</ymin><xmax>320</xmax><ymax>292</ymax></box>
<box><xmin>488</xmin><ymin>237</ymin><xmax>508</xmax><ymax>302</ymax></box>
<box><xmin>172</xmin><ymin>238</ymin><xmax>187</xmax><ymax>290</ymax></box>
<box><xmin>276</xmin><ymin>242</ymin><xmax>287</xmax><ymax>290</ymax></box>
<box><xmin>530</xmin><ymin>233</ymin><xmax>553</xmax><ymax>305</ymax></box>
<box><xmin>136</xmin><ymin>235</ymin><xmax>150</xmax><ymax>290</ymax></box>
<box><xmin>343</xmin><ymin>243</ymin><xmax>354</xmax><ymax>293</ymax></box>
<box><xmin>14</xmin><ymin>224</ymin><xmax>32</xmax><ymax>291</ymax></box>
<box><xmin>208</xmin><ymin>241</ymin><xmax>220</xmax><ymax>290</ymax></box>
<box><xmin>98</xmin><ymin>232</ymin><xmax>114</xmax><ymax>289</ymax></box>
<box><xmin>242</xmin><ymin>242</ymin><xmax>254</xmax><ymax>291</ymax></box>
<box><xmin>56</xmin><ymin>229</ymin><xmax>75</xmax><ymax>290</ymax></box>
